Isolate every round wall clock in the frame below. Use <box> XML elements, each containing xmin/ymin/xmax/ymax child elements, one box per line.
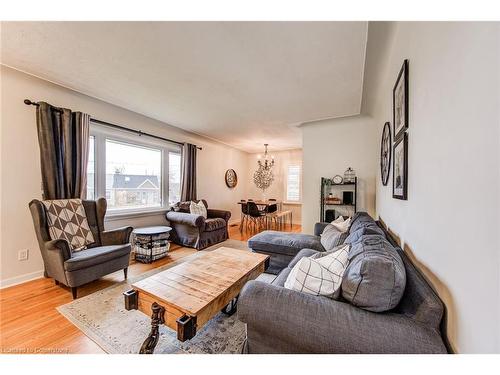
<box><xmin>225</xmin><ymin>169</ymin><xmax>238</xmax><ymax>188</ymax></box>
<box><xmin>380</xmin><ymin>122</ymin><xmax>392</xmax><ymax>186</ymax></box>
<box><xmin>332</xmin><ymin>175</ymin><xmax>343</xmax><ymax>184</ymax></box>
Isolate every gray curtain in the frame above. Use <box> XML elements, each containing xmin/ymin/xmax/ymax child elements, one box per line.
<box><xmin>180</xmin><ymin>143</ymin><xmax>197</xmax><ymax>201</ymax></box>
<box><xmin>36</xmin><ymin>102</ymin><xmax>90</xmax><ymax>200</ymax></box>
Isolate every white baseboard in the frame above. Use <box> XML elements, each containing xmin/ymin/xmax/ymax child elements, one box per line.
<box><xmin>0</xmin><ymin>270</ymin><xmax>44</xmax><ymax>289</ymax></box>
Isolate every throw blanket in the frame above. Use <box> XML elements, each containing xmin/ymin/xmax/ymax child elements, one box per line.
<box><xmin>42</xmin><ymin>199</ymin><xmax>95</xmax><ymax>251</ymax></box>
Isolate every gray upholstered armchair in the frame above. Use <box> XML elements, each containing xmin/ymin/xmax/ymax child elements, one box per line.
<box><xmin>29</xmin><ymin>197</ymin><xmax>133</xmax><ymax>299</ymax></box>
<box><xmin>166</xmin><ymin>199</ymin><xmax>231</xmax><ymax>250</ymax></box>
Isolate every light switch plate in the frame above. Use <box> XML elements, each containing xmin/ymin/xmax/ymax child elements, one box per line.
<box><xmin>18</xmin><ymin>249</ymin><xmax>29</xmax><ymax>261</ymax></box>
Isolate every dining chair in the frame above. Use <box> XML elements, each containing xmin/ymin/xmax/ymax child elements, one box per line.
<box><xmin>247</xmin><ymin>201</ymin><xmax>266</xmax><ymax>231</ymax></box>
<box><xmin>265</xmin><ymin>203</ymin><xmax>279</xmax><ymax>229</ymax></box>
<box><xmin>239</xmin><ymin>202</ymin><xmax>249</xmax><ymax>232</ymax></box>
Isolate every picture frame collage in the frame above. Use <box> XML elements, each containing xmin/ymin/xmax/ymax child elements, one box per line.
<box><xmin>392</xmin><ymin>59</ymin><xmax>409</xmax><ymax>200</ymax></box>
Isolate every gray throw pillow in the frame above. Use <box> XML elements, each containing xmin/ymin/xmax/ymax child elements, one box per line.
<box><xmin>348</xmin><ymin>211</ymin><xmax>375</xmax><ymax>232</ymax></box>
<box><xmin>344</xmin><ymin>224</ymin><xmax>385</xmax><ymax>244</ymax></box>
<box><xmin>320</xmin><ymin>224</ymin><xmax>348</xmax><ymax>251</ymax></box>
<box><xmin>342</xmin><ymin>234</ymin><xmax>406</xmax><ymax>312</ymax></box>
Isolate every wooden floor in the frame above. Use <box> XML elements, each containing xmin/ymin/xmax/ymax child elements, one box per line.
<box><xmin>0</xmin><ymin>223</ymin><xmax>301</xmax><ymax>354</ymax></box>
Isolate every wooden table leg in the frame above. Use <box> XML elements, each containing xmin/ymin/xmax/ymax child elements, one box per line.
<box><xmin>221</xmin><ymin>295</ymin><xmax>239</xmax><ymax>316</ymax></box>
<box><xmin>176</xmin><ymin>314</ymin><xmax>197</xmax><ymax>342</ymax></box>
<box><xmin>139</xmin><ymin>302</ymin><xmax>165</xmax><ymax>354</ymax></box>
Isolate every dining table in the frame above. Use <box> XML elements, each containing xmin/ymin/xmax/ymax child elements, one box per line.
<box><xmin>237</xmin><ymin>200</ymin><xmax>282</xmax><ymax>208</ymax></box>
<box><xmin>237</xmin><ymin>200</ymin><xmax>287</xmax><ymax>231</ymax></box>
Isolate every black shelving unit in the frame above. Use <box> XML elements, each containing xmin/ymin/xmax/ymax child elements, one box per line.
<box><xmin>320</xmin><ymin>177</ymin><xmax>357</xmax><ymax>222</ymax></box>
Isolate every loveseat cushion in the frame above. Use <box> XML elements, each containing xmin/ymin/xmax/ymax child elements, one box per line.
<box><xmin>204</xmin><ymin>218</ymin><xmax>226</xmax><ymax>232</ymax></box>
<box><xmin>248</xmin><ymin>231</ymin><xmax>325</xmax><ymax>257</ymax></box>
<box><xmin>342</xmin><ymin>234</ymin><xmax>406</xmax><ymax>312</ymax></box>
<box><xmin>64</xmin><ymin>244</ymin><xmax>131</xmax><ymax>272</ymax></box>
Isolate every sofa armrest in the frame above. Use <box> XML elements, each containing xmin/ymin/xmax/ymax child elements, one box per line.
<box><xmin>207</xmin><ymin>208</ymin><xmax>231</xmax><ymax>222</ymax></box>
<box><xmin>238</xmin><ymin>281</ymin><xmax>447</xmax><ymax>354</ymax></box>
<box><xmin>287</xmin><ymin>248</ymin><xmax>320</xmax><ymax>269</ymax></box>
<box><xmin>166</xmin><ymin>211</ymin><xmax>205</xmax><ymax>227</ymax></box>
<box><xmin>101</xmin><ymin>226</ymin><xmax>133</xmax><ymax>246</ymax></box>
<box><xmin>314</xmin><ymin>222</ymin><xmax>329</xmax><ymax>236</ymax></box>
<box><xmin>45</xmin><ymin>239</ymin><xmax>72</xmax><ymax>261</ymax></box>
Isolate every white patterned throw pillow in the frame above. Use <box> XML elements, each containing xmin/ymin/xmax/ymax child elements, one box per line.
<box><xmin>284</xmin><ymin>245</ymin><xmax>350</xmax><ymax>299</ymax></box>
<box><xmin>331</xmin><ymin>216</ymin><xmax>344</xmax><ymax>224</ymax></box>
<box><xmin>331</xmin><ymin>216</ymin><xmax>351</xmax><ymax>232</ymax></box>
<box><xmin>189</xmin><ymin>200</ymin><xmax>207</xmax><ymax>219</ymax></box>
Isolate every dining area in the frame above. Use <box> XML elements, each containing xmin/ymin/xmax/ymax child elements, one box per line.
<box><xmin>237</xmin><ymin>199</ymin><xmax>293</xmax><ymax>233</ymax></box>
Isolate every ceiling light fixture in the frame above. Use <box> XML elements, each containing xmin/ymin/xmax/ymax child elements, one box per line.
<box><xmin>253</xmin><ymin>144</ymin><xmax>275</xmax><ymax>192</ymax></box>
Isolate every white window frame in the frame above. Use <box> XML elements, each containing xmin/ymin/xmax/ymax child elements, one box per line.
<box><xmin>89</xmin><ymin>121</ymin><xmax>182</xmax><ymax>218</ymax></box>
<box><xmin>285</xmin><ymin>164</ymin><xmax>302</xmax><ymax>203</ymax></box>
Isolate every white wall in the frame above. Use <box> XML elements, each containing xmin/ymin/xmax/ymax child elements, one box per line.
<box><xmin>0</xmin><ymin>66</ymin><xmax>249</xmax><ymax>287</ymax></box>
<box><xmin>367</xmin><ymin>22</ymin><xmax>500</xmax><ymax>353</ymax></box>
<box><xmin>301</xmin><ymin>115</ymin><xmax>378</xmax><ymax>234</ymax></box>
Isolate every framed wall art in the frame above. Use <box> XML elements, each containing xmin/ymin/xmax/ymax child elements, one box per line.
<box><xmin>393</xmin><ymin>132</ymin><xmax>408</xmax><ymax>200</ymax></box>
<box><xmin>393</xmin><ymin>59</ymin><xmax>409</xmax><ymax>139</ymax></box>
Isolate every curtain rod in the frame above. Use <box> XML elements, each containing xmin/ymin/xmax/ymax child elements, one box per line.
<box><xmin>24</xmin><ymin>99</ymin><xmax>202</xmax><ymax>150</ymax></box>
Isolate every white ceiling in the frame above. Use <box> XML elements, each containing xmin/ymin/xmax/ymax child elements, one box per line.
<box><xmin>1</xmin><ymin>22</ymin><xmax>368</xmax><ymax>153</ymax></box>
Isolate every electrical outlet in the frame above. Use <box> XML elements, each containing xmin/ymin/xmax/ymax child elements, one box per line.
<box><xmin>18</xmin><ymin>249</ymin><xmax>29</xmax><ymax>261</ymax></box>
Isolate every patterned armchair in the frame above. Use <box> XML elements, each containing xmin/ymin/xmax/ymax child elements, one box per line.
<box><xmin>166</xmin><ymin>199</ymin><xmax>231</xmax><ymax>250</ymax></box>
<box><xmin>29</xmin><ymin>197</ymin><xmax>132</xmax><ymax>299</ymax></box>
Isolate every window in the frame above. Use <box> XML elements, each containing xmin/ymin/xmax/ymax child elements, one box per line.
<box><xmin>286</xmin><ymin>165</ymin><xmax>301</xmax><ymax>202</ymax></box>
<box><xmin>86</xmin><ymin>136</ymin><xmax>95</xmax><ymax>200</ymax></box>
<box><xmin>168</xmin><ymin>152</ymin><xmax>181</xmax><ymax>205</ymax></box>
<box><xmin>105</xmin><ymin>139</ymin><xmax>162</xmax><ymax>210</ymax></box>
<box><xmin>87</xmin><ymin>122</ymin><xmax>182</xmax><ymax>214</ymax></box>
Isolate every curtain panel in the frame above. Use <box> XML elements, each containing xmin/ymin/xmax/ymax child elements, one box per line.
<box><xmin>35</xmin><ymin>102</ymin><xmax>90</xmax><ymax>200</ymax></box>
<box><xmin>180</xmin><ymin>143</ymin><xmax>197</xmax><ymax>201</ymax></box>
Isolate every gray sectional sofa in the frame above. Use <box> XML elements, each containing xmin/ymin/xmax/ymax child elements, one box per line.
<box><xmin>240</xmin><ymin>212</ymin><xmax>450</xmax><ymax>353</ymax></box>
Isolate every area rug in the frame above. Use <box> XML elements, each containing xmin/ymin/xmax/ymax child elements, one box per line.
<box><xmin>57</xmin><ymin>239</ymin><xmax>275</xmax><ymax>354</ymax></box>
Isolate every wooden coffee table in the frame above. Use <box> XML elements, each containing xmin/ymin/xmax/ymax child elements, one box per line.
<box><xmin>123</xmin><ymin>247</ymin><xmax>269</xmax><ymax>353</ymax></box>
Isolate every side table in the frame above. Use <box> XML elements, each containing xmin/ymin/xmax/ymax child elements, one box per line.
<box><xmin>132</xmin><ymin>226</ymin><xmax>172</xmax><ymax>264</ymax></box>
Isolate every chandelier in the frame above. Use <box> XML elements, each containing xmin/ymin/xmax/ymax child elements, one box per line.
<box><xmin>253</xmin><ymin>144</ymin><xmax>275</xmax><ymax>192</ymax></box>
